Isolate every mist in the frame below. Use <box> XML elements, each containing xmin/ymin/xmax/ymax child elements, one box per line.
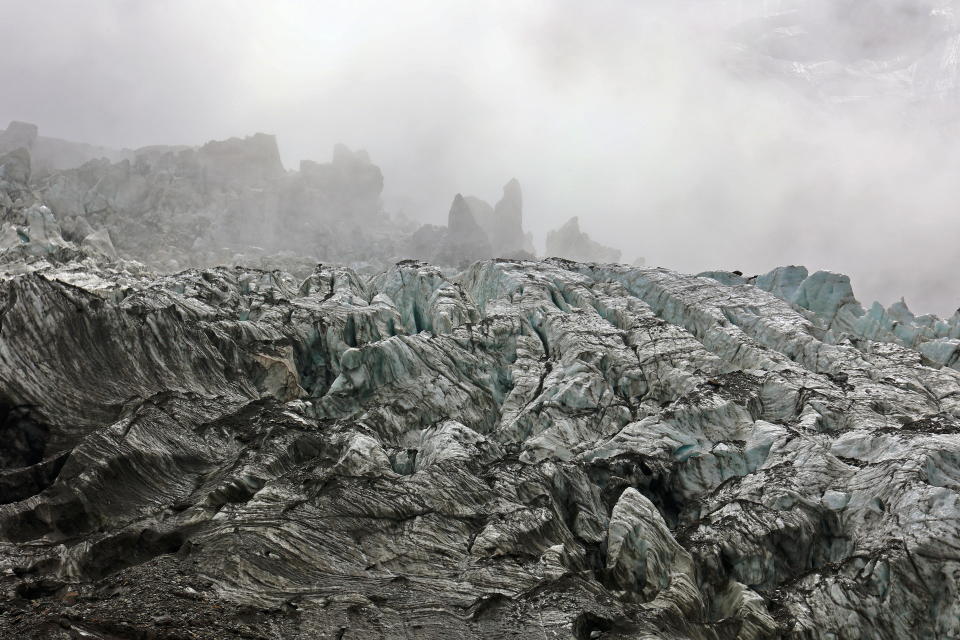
<box><xmin>3</xmin><ymin>0</ymin><xmax>960</xmax><ymax>314</ymax></box>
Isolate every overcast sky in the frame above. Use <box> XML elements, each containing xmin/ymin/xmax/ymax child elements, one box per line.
<box><xmin>3</xmin><ymin>0</ymin><xmax>960</xmax><ymax>314</ymax></box>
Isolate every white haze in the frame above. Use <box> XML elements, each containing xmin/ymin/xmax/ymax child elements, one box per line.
<box><xmin>2</xmin><ymin>0</ymin><xmax>959</xmax><ymax>314</ymax></box>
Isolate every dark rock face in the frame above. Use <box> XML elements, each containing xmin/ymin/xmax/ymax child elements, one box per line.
<box><xmin>0</xmin><ymin>203</ymin><xmax>959</xmax><ymax>638</ymax></box>
<box><xmin>546</xmin><ymin>216</ymin><xmax>621</xmax><ymax>263</ymax></box>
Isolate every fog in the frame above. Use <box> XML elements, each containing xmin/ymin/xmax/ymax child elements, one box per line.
<box><xmin>3</xmin><ymin>0</ymin><xmax>960</xmax><ymax>314</ymax></box>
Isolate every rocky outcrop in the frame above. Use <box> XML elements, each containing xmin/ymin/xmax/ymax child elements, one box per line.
<box><xmin>546</xmin><ymin>216</ymin><xmax>621</xmax><ymax>263</ymax></box>
<box><xmin>0</xmin><ymin>214</ymin><xmax>959</xmax><ymax>638</ymax></box>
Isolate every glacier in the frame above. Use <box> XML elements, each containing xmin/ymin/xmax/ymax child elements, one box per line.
<box><xmin>0</xmin><ymin>131</ymin><xmax>958</xmax><ymax>639</ymax></box>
